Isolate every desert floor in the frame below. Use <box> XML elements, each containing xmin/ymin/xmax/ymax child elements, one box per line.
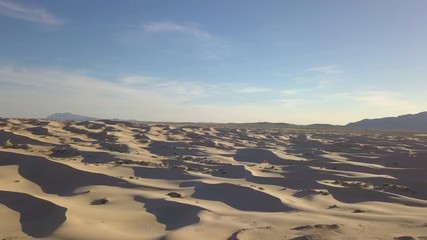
<box><xmin>0</xmin><ymin>118</ymin><xmax>426</xmax><ymax>240</ymax></box>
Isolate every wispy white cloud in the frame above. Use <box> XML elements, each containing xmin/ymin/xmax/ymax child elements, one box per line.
<box><xmin>236</xmin><ymin>87</ymin><xmax>270</xmax><ymax>93</ymax></box>
<box><xmin>0</xmin><ymin>65</ymin><xmax>217</xmax><ymax>119</ymax></box>
<box><xmin>139</xmin><ymin>21</ymin><xmax>230</xmax><ymax>59</ymax></box>
<box><xmin>0</xmin><ymin>65</ymin><xmax>216</xmax><ymax>104</ymax></box>
<box><xmin>300</xmin><ymin>65</ymin><xmax>345</xmax><ymax>89</ymax></box>
<box><xmin>279</xmin><ymin>98</ymin><xmax>304</xmax><ymax>107</ymax></box>
<box><xmin>0</xmin><ymin>65</ymin><xmax>302</xmax><ymax>122</ymax></box>
<box><xmin>152</xmin><ymin>81</ymin><xmax>209</xmax><ymax>100</ymax></box>
<box><xmin>0</xmin><ymin>0</ymin><xmax>62</xmax><ymax>25</ymax></box>
<box><xmin>306</xmin><ymin>65</ymin><xmax>342</xmax><ymax>74</ymax></box>
<box><xmin>196</xmin><ymin>41</ymin><xmax>230</xmax><ymax>60</ymax></box>
<box><xmin>119</xmin><ymin>75</ymin><xmax>160</xmax><ymax>85</ymax></box>
<box><xmin>143</xmin><ymin>22</ymin><xmax>186</xmax><ymax>32</ymax></box>
<box><xmin>1</xmin><ymin>65</ymin><xmax>422</xmax><ymax>124</ymax></box>
<box><xmin>142</xmin><ymin>21</ymin><xmax>212</xmax><ymax>39</ymax></box>
<box><xmin>351</xmin><ymin>91</ymin><xmax>419</xmax><ymax>110</ymax></box>
<box><xmin>281</xmin><ymin>88</ymin><xmax>309</xmax><ymax>96</ymax></box>
<box><xmin>309</xmin><ymin>90</ymin><xmax>422</xmax><ymax>122</ymax></box>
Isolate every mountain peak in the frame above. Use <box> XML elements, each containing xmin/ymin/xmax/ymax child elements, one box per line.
<box><xmin>346</xmin><ymin>111</ymin><xmax>427</xmax><ymax>132</ymax></box>
<box><xmin>46</xmin><ymin>112</ymin><xmax>98</xmax><ymax>121</ymax></box>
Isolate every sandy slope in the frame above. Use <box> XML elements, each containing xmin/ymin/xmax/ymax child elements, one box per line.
<box><xmin>0</xmin><ymin>118</ymin><xmax>426</xmax><ymax>240</ymax></box>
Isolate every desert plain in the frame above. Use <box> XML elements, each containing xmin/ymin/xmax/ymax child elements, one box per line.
<box><xmin>0</xmin><ymin>118</ymin><xmax>426</xmax><ymax>240</ymax></box>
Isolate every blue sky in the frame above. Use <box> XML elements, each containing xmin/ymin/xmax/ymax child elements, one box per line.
<box><xmin>0</xmin><ymin>0</ymin><xmax>426</xmax><ymax>124</ymax></box>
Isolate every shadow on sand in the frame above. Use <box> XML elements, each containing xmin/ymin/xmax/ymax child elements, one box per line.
<box><xmin>0</xmin><ymin>190</ymin><xmax>67</xmax><ymax>238</ymax></box>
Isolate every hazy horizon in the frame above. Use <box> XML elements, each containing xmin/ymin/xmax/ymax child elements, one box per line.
<box><xmin>1</xmin><ymin>0</ymin><xmax>426</xmax><ymax>124</ymax></box>
<box><xmin>26</xmin><ymin>110</ymin><xmax>420</xmax><ymax>127</ymax></box>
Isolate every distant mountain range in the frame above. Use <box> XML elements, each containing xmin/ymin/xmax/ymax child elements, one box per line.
<box><xmin>346</xmin><ymin>112</ymin><xmax>427</xmax><ymax>132</ymax></box>
<box><xmin>45</xmin><ymin>111</ymin><xmax>427</xmax><ymax>132</ymax></box>
<box><xmin>46</xmin><ymin>112</ymin><xmax>99</xmax><ymax>121</ymax></box>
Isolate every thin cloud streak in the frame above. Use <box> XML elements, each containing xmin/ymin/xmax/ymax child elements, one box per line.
<box><xmin>141</xmin><ymin>21</ymin><xmax>230</xmax><ymax>59</ymax></box>
<box><xmin>0</xmin><ymin>0</ymin><xmax>62</xmax><ymax>25</ymax></box>
<box><xmin>236</xmin><ymin>87</ymin><xmax>271</xmax><ymax>93</ymax></box>
<box><xmin>281</xmin><ymin>89</ymin><xmax>310</xmax><ymax>96</ymax></box>
<box><xmin>306</xmin><ymin>65</ymin><xmax>342</xmax><ymax>74</ymax></box>
<box><xmin>119</xmin><ymin>76</ymin><xmax>160</xmax><ymax>85</ymax></box>
<box><xmin>142</xmin><ymin>21</ymin><xmax>212</xmax><ymax>39</ymax></box>
<box><xmin>351</xmin><ymin>91</ymin><xmax>419</xmax><ymax>110</ymax></box>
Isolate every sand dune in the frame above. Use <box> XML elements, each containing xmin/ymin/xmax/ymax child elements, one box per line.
<box><xmin>1</xmin><ymin>118</ymin><xmax>426</xmax><ymax>239</ymax></box>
